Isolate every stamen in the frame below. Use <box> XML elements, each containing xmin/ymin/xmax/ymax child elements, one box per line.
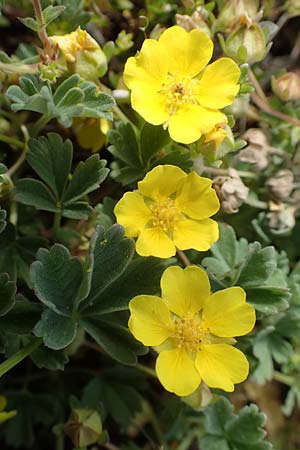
<box><xmin>160</xmin><ymin>74</ymin><xmax>197</xmax><ymax>115</ymax></box>
<box><xmin>149</xmin><ymin>199</ymin><xmax>180</xmax><ymax>232</ymax></box>
<box><xmin>172</xmin><ymin>316</ymin><xmax>208</xmax><ymax>353</ymax></box>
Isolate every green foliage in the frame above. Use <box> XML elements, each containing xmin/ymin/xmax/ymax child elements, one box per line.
<box><xmin>202</xmin><ymin>223</ymin><xmax>291</xmax><ymax>314</ymax></box>
<box><xmin>15</xmin><ymin>133</ymin><xmax>109</xmax><ymax>219</ymax></box>
<box><xmin>0</xmin><ymin>207</ymin><xmax>6</xmax><ymax>233</ymax></box>
<box><xmin>0</xmin><ymin>273</ymin><xmax>16</xmax><ymax>317</ymax></box>
<box><xmin>200</xmin><ymin>396</ymin><xmax>273</xmax><ymax>450</ymax></box>
<box><xmin>108</xmin><ymin>121</ymin><xmax>192</xmax><ymax>185</ymax></box>
<box><xmin>6</xmin><ymin>74</ymin><xmax>115</xmax><ymax>127</ymax></box>
<box><xmin>31</xmin><ymin>224</ymin><xmax>164</xmax><ymax>363</ymax></box>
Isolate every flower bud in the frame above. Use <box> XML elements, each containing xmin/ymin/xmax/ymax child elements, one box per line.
<box><xmin>237</xmin><ymin>128</ymin><xmax>269</xmax><ymax>170</ymax></box>
<box><xmin>266</xmin><ymin>169</ymin><xmax>294</xmax><ymax>201</ymax></box>
<box><xmin>216</xmin><ymin>0</ymin><xmax>259</xmax><ymax>34</ymax></box>
<box><xmin>0</xmin><ymin>165</ymin><xmax>13</xmax><ymax>198</ymax></box>
<box><xmin>64</xmin><ymin>408</ymin><xmax>102</xmax><ymax>448</ymax></box>
<box><xmin>213</xmin><ymin>169</ymin><xmax>249</xmax><ymax>214</ymax></box>
<box><xmin>267</xmin><ymin>203</ymin><xmax>296</xmax><ymax>235</ymax></box>
<box><xmin>224</xmin><ymin>23</ymin><xmax>266</xmax><ymax>64</ymax></box>
<box><xmin>271</xmin><ymin>72</ymin><xmax>300</xmax><ymax>102</ymax></box>
<box><xmin>176</xmin><ymin>7</ymin><xmax>211</xmax><ymax>36</ymax></box>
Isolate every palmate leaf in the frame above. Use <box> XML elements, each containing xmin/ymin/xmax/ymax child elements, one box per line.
<box><xmin>6</xmin><ymin>74</ymin><xmax>114</xmax><ymax>127</ymax></box>
<box><xmin>202</xmin><ymin>223</ymin><xmax>291</xmax><ymax>314</ymax></box>
<box><xmin>30</xmin><ymin>225</ymin><xmax>165</xmax><ymax>361</ymax></box>
<box><xmin>200</xmin><ymin>397</ymin><xmax>273</xmax><ymax>450</ymax></box>
<box><xmin>15</xmin><ymin>133</ymin><xmax>109</xmax><ymax>220</ymax></box>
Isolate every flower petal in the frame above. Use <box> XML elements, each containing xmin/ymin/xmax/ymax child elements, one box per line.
<box><xmin>175</xmin><ymin>172</ymin><xmax>220</xmax><ymax>219</ymax></box>
<box><xmin>123</xmin><ymin>39</ymin><xmax>169</xmax><ymax>125</ymax></box>
<box><xmin>161</xmin><ymin>265</ymin><xmax>210</xmax><ymax>317</ymax></box>
<box><xmin>173</xmin><ymin>218</ymin><xmax>219</xmax><ymax>252</ymax></box>
<box><xmin>195</xmin><ymin>344</ymin><xmax>249</xmax><ymax>391</ymax></box>
<box><xmin>158</xmin><ymin>26</ymin><xmax>213</xmax><ymax>77</ymax></box>
<box><xmin>128</xmin><ymin>295</ymin><xmax>173</xmax><ymax>346</ymax></box>
<box><xmin>135</xmin><ymin>227</ymin><xmax>176</xmax><ymax>258</ymax></box>
<box><xmin>156</xmin><ymin>348</ymin><xmax>201</xmax><ymax>396</ymax></box>
<box><xmin>168</xmin><ymin>104</ymin><xmax>226</xmax><ymax>144</ymax></box>
<box><xmin>202</xmin><ymin>287</ymin><xmax>256</xmax><ymax>337</ymax></box>
<box><xmin>138</xmin><ymin>165</ymin><xmax>186</xmax><ymax>201</ymax></box>
<box><xmin>196</xmin><ymin>58</ymin><xmax>240</xmax><ymax>109</ymax></box>
<box><xmin>124</xmin><ymin>39</ymin><xmax>168</xmax><ymax>90</ymax></box>
<box><xmin>114</xmin><ymin>192</ymin><xmax>152</xmax><ymax>238</ymax></box>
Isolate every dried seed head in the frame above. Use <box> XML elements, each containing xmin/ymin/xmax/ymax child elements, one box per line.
<box><xmin>213</xmin><ymin>169</ymin><xmax>249</xmax><ymax>214</ymax></box>
<box><xmin>266</xmin><ymin>170</ymin><xmax>294</xmax><ymax>201</ymax></box>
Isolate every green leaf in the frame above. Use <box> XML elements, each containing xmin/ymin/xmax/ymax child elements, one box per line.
<box><xmin>30</xmin><ymin>244</ymin><xmax>83</xmax><ymax>316</ymax></box>
<box><xmin>201</xmin><ymin>397</ymin><xmax>273</xmax><ymax>450</ymax></box>
<box><xmin>16</xmin><ymin>133</ymin><xmax>109</xmax><ymax>220</ymax></box>
<box><xmin>34</xmin><ymin>309</ymin><xmax>77</xmax><ymax>350</ymax></box>
<box><xmin>42</xmin><ymin>5</ymin><xmax>65</xmax><ymax>26</ymax></box>
<box><xmin>63</xmin><ymin>155</ymin><xmax>108</xmax><ymax>205</ymax></box>
<box><xmin>0</xmin><ymin>273</ymin><xmax>16</xmax><ymax>316</ymax></box>
<box><xmin>15</xmin><ymin>179</ymin><xmax>58</xmax><ymax>212</ymax></box>
<box><xmin>0</xmin><ymin>224</ymin><xmax>46</xmax><ymax>286</ymax></box>
<box><xmin>202</xmin><ymin>223</ymin><xmax>291</xmax><ymax>314</ymax></box>
<box><xmin>108</xmin><ymin>122</ymin><xmax>141</xmax><ymax>169</ymax></box>
<box><xmin>140</xmin><ymin>122</ymin><xmax>170</xmax><ymax>165</ymax></box>
<box><xmin>18</xmin><ymin>16</ymin><xmax>39</xmax><ymax>31</ymax></box>
<box><xmin>6</xmin><ymin>75</ymin><xmax>114</xmax><ymax>128</ymax></box>
<box><xmin>26</xmin><ymin>133</ymin><xmax>72</xmax><ymax>198</ymax></box>
<box><xmin>80</xmin><ymin>225</ymin><xmax>135</xmax><ymax>312</ymax></box>
<box><xmin>31</xmin><ymin>346</ymin><xmax>69</xmax><ymax>370</ymax></box>
<box><xmin>0</xmin><ymin>296</ymin><xmax>42</xmax><ymax>334</ymax></box>
<box><xmin>81</xmin><ymin>315</ymin><xmax>147</xmax><ymax>365</ymax></box>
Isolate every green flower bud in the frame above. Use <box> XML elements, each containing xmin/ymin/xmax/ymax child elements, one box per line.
<box><xmin>224</xmin><ymin>23</ymin><xmax>266</xmax><ymax>64</ymax></box>
<box><xmin>216</xmin><ymin>0</ymin><xmax>259</xmax><ymax>34</ymax></box>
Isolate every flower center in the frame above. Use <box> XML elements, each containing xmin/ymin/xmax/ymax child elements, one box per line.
<box><xmin>149</xmin><ymin>199</ymin><xmax>180</xmax><ymax>232</ymax></box>
<box><xmin>172</xmin><ymin>316</ymin><xmax>208</xmax><ymax>353</ymax></box>
<box><xmin>160</xmin><ymin>74</ymin><xmax>197</xmax><ymax>115</ymax></box>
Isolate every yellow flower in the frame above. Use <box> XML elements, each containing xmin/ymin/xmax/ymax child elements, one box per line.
<box><xmin>114</xmin><ymin>165</ymin><xmax>220</xmax><ymax>258</ymax></box>
<box><xmin>50</xmin><ymin>27</ymin><xmax>107</xmax><ymax>80</ymax></box>
<box><xmin>50</xmin><ymin>27</ymin><xmax>100</xmax><ymax>63</ymax></box>
<box><xmin>73</xmin><ymin>118</ymin><xmax>110</xmax><ymax>153</ymax></box>
<box><xmin>123</xmin><ymin>25</ymin><xmax>240</xmax><ymax>144</ymax></box>
<box><xmin>204</xmin><ymin>124</ymin><xmax>228</xmax><ymax>147</ymax></box>
<box><xmin>129</xmin><ymin>265</ymin><xmax>256</xmax><ymax>396</ymax></box>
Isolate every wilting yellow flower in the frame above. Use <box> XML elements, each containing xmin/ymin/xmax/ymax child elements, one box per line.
<box><xmin>114</xmin><ymin>165</ymin><xmax>220</xmax><ymax>258</ymax></box>
<box><xmin>73</xmin><ymin>118</ymin><xmax>110</xmax><ymax>153</ymax></box>
<box><xmin>129</xmin><ymin>265</ymin><xmax>256</xmax><ymax>396</ymax></box>
<box><xmin>124</xmin><ymin>25</ymin><xmax>240</xmax><ymax>144</ymax></box>
<box><xmin>50</xmin><ymin>27</ymin><xmax>107</xmax><ymax>80</ymax></box>
<box><xmin>204</xmin><ymin>124</ymin><xmax>228</xmax><ymax>147</ymax></box>
<box><xmin>50</xmin><ymin>27</ymin><xmax>100</xmax><ymax>62</ymax></box>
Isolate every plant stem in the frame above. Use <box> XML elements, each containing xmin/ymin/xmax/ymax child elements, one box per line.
<box><xmin>176</xmin><ymin>250</ymin><xmax>191</xmax><ymax>267</ymax></box>
<box><xmin>251</xmin><ymin>92</ymin><xmax>300</xmax><ymax>127</ymax></box>
<box><xmin>248</xmin><ymin>67</ymin><xmax>268</xmax><ymax>103</ymax></box>
<box><xmin>135</xmin><ymin>363</ymin><xmax>157</xmax><ymax>379</ymax></box>
<box><xmin>8</xmin><ymin>126</ymin><xmax>30</xmax><ymax>177</ymax></box>
<box><xmin>202</xmin><ymin>166</ymin><xmax>257</xmax><ymax>179</ymax></box>
<box><xmin>30</xmin><ymin>114</ymin><xmax>51</xmax><ymax>137</ymax></box>
<box><xmin>273</xmin><ymin>371</ymin><xmax>295</xmax><ymax>387</ymax></box>
<box><xmin>0</xmin><ymin>338</ymin><xmax>43</xmax><ymax>378</ymax></box>
<box><xmin>32</xmin><ymin>0</ymin><xmax>53</xmax><ymax>54</ymax></box>
<box><xmin>0</xmin><ymin>133</ymin><xmax>23</xmax><ymax>149</ymax></box>
<box><xmin>0</xmin><ymin>62</ymin><xmax>39</xmax><ymax>75</ymax></box>
<box><xmin>53</xmin><ymin>211</ymin><xmax>62</xmax><ymax>236</ymax></box>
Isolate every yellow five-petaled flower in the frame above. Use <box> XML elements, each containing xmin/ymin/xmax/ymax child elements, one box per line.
<box><xmin>129</xmin><ymin>265</ymin><xmax>256</xmax><ymax>397</ymax></box>
<box><xmin>114</xmin><ymin>165</ymin><xmax>220</xmax><ymax>258</ymax></box>
<box><xmin>123</xmin><ymin>25</ymin><xmax>240</xmax><ymax>144</ymax></box>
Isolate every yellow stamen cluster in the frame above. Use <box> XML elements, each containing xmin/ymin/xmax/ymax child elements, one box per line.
<box><xmin>149</xmin><ymin>199</ymin><xmax>180</xmax><ymax>232</ymax></box>
<box><xmin>160</xmin><ymin>75</ymin><xmax>197</xmax><ymax>115</ymax></box>
<box><xmin>172</xmin><ymin>316</ymin><xmax>208</xmax><ymax>352</ymax></box>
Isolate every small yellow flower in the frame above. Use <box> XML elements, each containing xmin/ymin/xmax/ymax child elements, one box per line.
<box><xmin>73</xmin><ymin>118</ymin><xmax>110</xmax><ymax>153</ymax></box>
<box><xmin>129</xmin><ymin>265</ymin><xmax>256</xmax><ymax>396</ymax></box>
<box><xmin>50</xmin><ymin>27</ymin><xmax>107</xmax><ymax>80</ymax></box>
<box><xmin>204</xmin><ymin>124</ymin><xmax>228</xmax><ymax>147</ymax></box>
<box><xmin>124</xmin><ymin>25</ymin><xmax>240</xmax><ymax>144</ymax></box>
<box><xmin>50</xmin><ymin>27</ymin><xmax>100</xmax><ymax>63</ymax></box>
<box><xmin>114</xmin><ymin>165</ymin><xmax>220</xmax><ymax>258</ymax></box>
